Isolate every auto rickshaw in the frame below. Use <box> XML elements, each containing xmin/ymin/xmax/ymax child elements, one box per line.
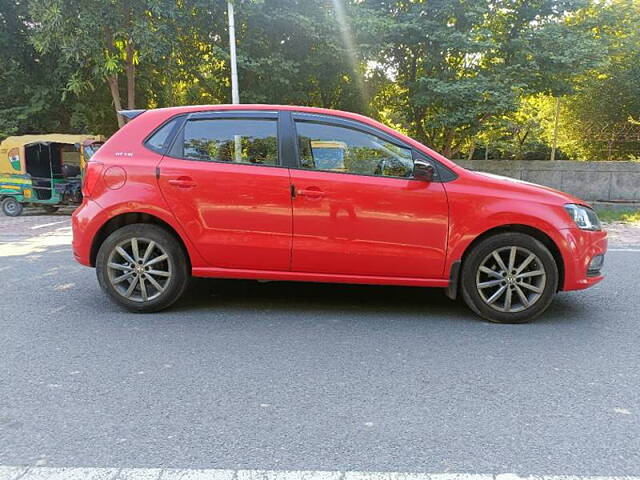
<box><xmin>0</xmin><ymin>134</ymin><xmax>103</xmax><ymax>216</ymax></box>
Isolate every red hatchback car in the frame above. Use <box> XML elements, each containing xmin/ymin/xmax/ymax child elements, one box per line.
<box><xmin>72</xmin><ymin>105</ymin><xmax>607</xmax><ymax>323</ymax></box>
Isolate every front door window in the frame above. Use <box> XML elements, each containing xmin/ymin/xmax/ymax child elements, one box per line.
<box><xmin>295</xmin><ymin>121</ymin><xmax>414</xmax><ymax>178</ymax></box>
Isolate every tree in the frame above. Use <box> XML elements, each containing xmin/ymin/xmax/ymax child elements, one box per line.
<box><xmin>230</xmin><ymin>0</ymin><xmax>369</xmax><ymax>112</ymax></box>
<box><xmin>355</xmin><ymin>0</ymin><xmax>605</xmax><ymax>157</ymax></box>
<box><xmin>30</xmin><ymin>0</ymin><xmax>185</xmax><ymax>128</ymax></box>
<box><xmin>549</xmin><ymin>0</ymin><xmax>640</xmax><ymax>160</ymax></box>
<box><xmin>0</xmin><ymin>0</ymin><xmax>75</xmax><ymax>137</ymax></box>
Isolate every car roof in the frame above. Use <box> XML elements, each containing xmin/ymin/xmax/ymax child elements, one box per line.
<box><xmin>150</xmin><ymin>104</ymin><xmax>373</xmax><ymax>122</ymax></box>
<box><xmin>129</xmin><ymin>104</ymin><xmax>460</xmax><ymax>171</ymax></box>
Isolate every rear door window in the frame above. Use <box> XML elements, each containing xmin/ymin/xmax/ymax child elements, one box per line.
<box><xmin>181</xmin><ymin>118</ymin><xmax>278</xmax><ymax>166</ymax></box>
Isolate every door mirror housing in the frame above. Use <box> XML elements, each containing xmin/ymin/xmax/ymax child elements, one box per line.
<box><xmin>413</xmin><ymin>160</ymin><xmax>436</xmax><ymax>182</ymax></box>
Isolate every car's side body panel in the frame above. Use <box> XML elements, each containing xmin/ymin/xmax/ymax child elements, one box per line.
<box><xmin>71</xmin><ymin>109</ymin><xmax>209</xmax><ymax>268</ymax></box>
<box><xmin>72</xmin><ymin>104</ymin><xmax>607</xmax><ymax>298</ymax></box>
<box><xmin>157</xmin><ymin>158</ymin><xmax>293</xmax><ymax>271</ymax></box>
<box><xmin>288</xmin><ymin>168</ymin><xmax>449</xmax><ymax>278</ymax></box>
<box><xmin>441</xmin><ymin>171</ymin><xmax>607</xmax><ymax>291</ymax></box>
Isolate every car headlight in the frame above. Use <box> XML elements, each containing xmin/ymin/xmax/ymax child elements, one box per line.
<box><xmin>564</xmin><ymin>203</ymin><xmax>602</xmax><ymax>231</ymax></box>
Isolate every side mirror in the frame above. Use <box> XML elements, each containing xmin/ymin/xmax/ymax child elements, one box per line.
<box><xmin>413</xmin><ymin>160</ymin><xmax>435</xmax><ymax>182</ymax></box>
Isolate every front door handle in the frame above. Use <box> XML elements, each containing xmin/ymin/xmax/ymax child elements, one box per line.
<box><xmin>168</xmin><ymin>176</ymin><xmax>197</xmax><ymax>189</ymax></box>
<box><xmin>296</xmin><ymin>186</ymin><xmax>325</xmax><ymax>199</ymax></box>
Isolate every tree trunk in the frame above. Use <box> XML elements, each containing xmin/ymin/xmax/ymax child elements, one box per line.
<box><xmin>107</xmin><ymin>74</ymin><xmax>125</xmax><ymax>128</ymax></box>
<box><xmin>467</xmin><ymin>139</ymin><xmax>476</xmax><ymax>161</ymax></box>
<box><xmin>125</xmin><ymin>40</ymin><xmax>136</xmax><ymax>110</ymax></box>
<box><xmin>442</xmin><ymin>128</ymin><xmax>456</xmax><ymax>158</ymax></box>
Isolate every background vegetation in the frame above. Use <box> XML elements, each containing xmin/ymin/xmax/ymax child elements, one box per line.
<box><xmin>1</xmin><ymin>0</ymin><xmax>639</xmax><ymax>160</ymax></box>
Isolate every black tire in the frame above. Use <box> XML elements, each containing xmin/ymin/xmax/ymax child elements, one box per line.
<box><xmin>96</xmin><ymin>223</ymin><xmax>189</xmax><ymax>313</ymax></box>
<box><xmin>43</xmin><ymin>205</ymin><xmax>59</xmax><ymax>214</ymax></box>
<box><xmin>2</xmin><ymin>197</ymin><xmax>23</xmax><ymax>217</ymax></box>
<box><xmin>460</xmin><ymin>232</ymin><xmax>559</xmax><ymax>324</ymax></box>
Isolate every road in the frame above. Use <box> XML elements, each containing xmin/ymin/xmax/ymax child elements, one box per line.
<box><xmin>0</xmin><ymin>212</ymin><xmax>639</xmax><ymax>476</ymax></box>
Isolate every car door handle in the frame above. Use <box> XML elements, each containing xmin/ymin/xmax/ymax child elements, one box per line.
<box><xmin>297</xmin><ymin>187</ymin><xmax>325</xmax><ymax>199</ymax></box>
<box><xmin>168</xmin><ymin>176</ymin><xmax>197</xmax><ymax>188</ymax></box>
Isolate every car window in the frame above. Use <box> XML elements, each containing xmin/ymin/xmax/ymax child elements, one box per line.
<box><xmin>295</xmin><ymin>121</ymin><xmax>413</xmax><ymax>178</ymax></box>
<box><xmin>146</xmin><ymin>117</ymin><xmax>181</xmax><ymax>153</ymax></box>
<box><xmin>182</xmin><ymin>118</ymin><xmax>278</xmax><ymax>165</ymax></box>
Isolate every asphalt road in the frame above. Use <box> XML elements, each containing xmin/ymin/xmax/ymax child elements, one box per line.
<box><xmin>1</xmin><ymin>214</ymin><xmax>639</xmax><ymax>475</ymax></box>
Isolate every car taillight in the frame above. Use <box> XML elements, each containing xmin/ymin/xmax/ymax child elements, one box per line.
<box><xmin>82</xmin><ymin>161</ymin><xmax>104</xmax><ymax>198</ymax></box>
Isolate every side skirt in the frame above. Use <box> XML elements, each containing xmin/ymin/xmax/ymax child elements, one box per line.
<box><xmin>192</xmin><ymin>267</ymin><xmax>449</xmax><ymax>288</ymax></box>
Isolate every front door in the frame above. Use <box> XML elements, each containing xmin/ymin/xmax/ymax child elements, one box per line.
<box><xmin>289</xmin><ymin>115</ymin><xmax>449</xmax><ymax>279</ymax></box>
<box><xmin>158</xmin><ymin>112</ymin><xmax>293</xmax><ymax>271</ymax></box>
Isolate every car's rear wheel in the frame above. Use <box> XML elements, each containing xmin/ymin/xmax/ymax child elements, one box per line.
<box><xmin>461</xmin><ymin>232</ymin><xmax>559</xmax><ymax>323</ymax></box>
<box><xmin>2</xmin><ymin>197</ymin><xmax>23</xmax><ymax>217</ymax></box>
<box><xmin>96</xmin><ymin>224</ymin><xmax>189</xmax><ymax>312</ymax></box>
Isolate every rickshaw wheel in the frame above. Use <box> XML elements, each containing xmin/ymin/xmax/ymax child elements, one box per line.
<box><xmin>2</xmin><ymin>197</ymin><xmax>23</xmax><ymax>217</ymax></box>
<box><xmin>43</xmin><ymin>205</ymin><xmax>59</xmax><ymax>214</ymax></box>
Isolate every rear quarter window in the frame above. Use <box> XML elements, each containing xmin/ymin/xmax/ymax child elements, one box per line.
<box><xmin>145</xmin><ymin>117</ymin><xmax>182</xmax><ymax>153</ymax></box>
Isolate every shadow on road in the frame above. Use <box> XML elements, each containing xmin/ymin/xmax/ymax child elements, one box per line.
<box><xmin>167</xmin><ymin>276</ymin><xmax>587</xmax><ymax>326</ymax></box>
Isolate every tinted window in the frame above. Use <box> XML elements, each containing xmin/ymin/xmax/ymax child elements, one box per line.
<box><xmin>295</xmin><ymin>121</ymin><xmax>413</xmax><ymax>178</ymax></box>
<box><xmin>182</xmin><ymin>118</ymin><xmax>278</xmax><ymax>165</ymax></box>
<box><xmin>146</xmin><ymin>118</ymin><xmax>180</xmax><ymax>152</ymax></box>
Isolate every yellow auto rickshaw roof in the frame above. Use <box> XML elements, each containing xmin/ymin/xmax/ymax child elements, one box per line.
<box><xmin>0</xmin><ymin>134</ymin><xmax>103</xmax><ymax>151</ymax></box>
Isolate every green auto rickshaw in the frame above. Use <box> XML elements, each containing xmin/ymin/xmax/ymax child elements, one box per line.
<box><xmin>0</xmin><ymin>134</ymin><xmax>103</xmax><ymax>216</ymax></box>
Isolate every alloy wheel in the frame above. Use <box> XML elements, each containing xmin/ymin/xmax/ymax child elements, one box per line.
<box><xmin>475</xmin><ymin>246</ymin><xmax>547</xmax><ymax>313</ymax></box>
<box><xmin>106</xmin><ymin>237</ymin><xmax>172</xmax><ymax>302</ymax></box>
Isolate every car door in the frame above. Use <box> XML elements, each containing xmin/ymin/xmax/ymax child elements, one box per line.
<box><xmin>288</xmin><ymin>113</ymin><xmax>449</xmax><ymax>279</ymax></box>
<box><xmin>157</xmin><ymin>111</ymin><xmax>293</xmax><ymax>271</ymax></box>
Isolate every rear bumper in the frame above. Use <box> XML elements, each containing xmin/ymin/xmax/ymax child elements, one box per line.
<box><xmin>71</xmin><ymin>199</ymin><xmax>104</xmax><ymax>267</ymax></box>
<box><xmin>560</xmin><ymin>227</ymin><xmax>608</xmax><ymax>291</ymax></box>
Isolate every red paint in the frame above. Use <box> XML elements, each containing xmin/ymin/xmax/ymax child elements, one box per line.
<box><xmin>72</xmin><ymin>104</ymin><xmax>607</xmax><ymax>294</ymax></box>
<box><xmin>289</xmin><ymin>169</ymin><xmax>448</xmax><ymax>278</ymax></box>
<box><xmin>157</xmin><ymin>158</ymin><xmax>293</xmax><ymax>271</ymax></box>
<box><xmin>103</xmin><ymin>166</ymin><xmax>127</xmax><ymax>190</ymax></box>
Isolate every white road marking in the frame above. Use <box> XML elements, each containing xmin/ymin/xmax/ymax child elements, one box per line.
<box><xmin>608</xmin><ymin>248</ymin><xmax>640</xmax><ymax>252</ymax></box>
<box><xmin>30</xmin><ymin>220</ymin><xmax>69</xmax><ymax>230</ymax></box>
<box><xmin>613</xmin><ymin>407</ymin><xmax>632</xmax><ymax>415</ymax></box>
<box><xmin>1</xmin><ymin>468</ymin><xmax>640</xmax><ymax>480</ymax></box>
<box><xmin>161</xmin><ymin>469</ymin><xmax>234</xmax><ymax>480</ymax></box>
<box><xmin>0</xmin><ymin>467</ymin><xmax>27</xmax><ymax>480</ymax></box>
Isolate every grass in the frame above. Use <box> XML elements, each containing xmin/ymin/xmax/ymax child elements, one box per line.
<box><xmin>596</xmin><ymin>209</ymin><xmax>640</xmax><ymax>224</ymax></box>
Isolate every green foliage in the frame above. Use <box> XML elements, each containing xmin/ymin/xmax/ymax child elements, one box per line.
<box><xmin>549</xmin><ymin>0</ymin><xmax>640</xmax><ymax>160</ymax></box>
<box><xmin>0</xmin><ymin>0</ymin><xmax>638</xmax><ymax>161</ymax></box>
<box><xmin>354</xmin><ymin>0</ymin><xmax>606</xmax><ymax>156</ymax></box>
<box><xmin>596</xmin><ymin>209</ymin><xmax>640</xmax><ymax>224</ymax></box>
<box><xmin>0</xmin><ymin>0</ymin><xmax>77</xmax><ymax>137</ymax></box>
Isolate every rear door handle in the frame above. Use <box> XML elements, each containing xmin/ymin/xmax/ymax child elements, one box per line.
<box><xmin>168</xmin><ymin>176</ymin><xmax>197</xmax><ymax>189</ymax></box>
<box><xmin>296</xmin><ymin>186</ymin><xmax>325</xmax><ymax>199</ymax></box>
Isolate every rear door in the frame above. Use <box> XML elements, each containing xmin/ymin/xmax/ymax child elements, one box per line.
<box><xmin>157</xmin><ymin>111</ymin><xmax>293</xmax><ymax>271</ymax></box>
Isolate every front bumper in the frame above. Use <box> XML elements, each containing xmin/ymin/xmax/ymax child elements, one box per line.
<box><xmin>559</xmin><ymin>227</ymin><xmax>608</xmax><ymax>291</ymax></box>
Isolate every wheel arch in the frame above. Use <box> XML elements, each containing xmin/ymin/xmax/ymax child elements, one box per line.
<box><xmin>459</xmin><ymin>224</ymin><xmax>565</xmax><ymax>292</ymax></box>
<box><xmin>89</xmin><ymin>211</ymin><xmax>192</xmax><ymax>270</ymax></box>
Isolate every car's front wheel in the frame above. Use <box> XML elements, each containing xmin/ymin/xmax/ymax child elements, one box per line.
<box><xmin>461</xmin><ymin>232</ymin><xmax>559</xmax><ymax>323</ymax></box>
<box><xmin>96</xmin><ymin>224</ymin><xmax>189</xmax><ymax>312</ymax></box>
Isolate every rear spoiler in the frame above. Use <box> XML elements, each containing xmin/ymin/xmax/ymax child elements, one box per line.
<box><xmin>118</xmin><ymin>109</ymin><xmax>146</xmax><ymax>121</ymax></box>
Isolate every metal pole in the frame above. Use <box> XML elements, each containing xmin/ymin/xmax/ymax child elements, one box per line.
<box><xmin>227</xmin><ymin>1</ymin><xmax>242</xmax><ymax>162</ymax></box>
<box><xmin>228</xmin><ymin>1</ymin><xmax>240</xmax><ymax>105</ymax></box>
<box><xmin>550</xmin><ymin>97</ymin><xmax>560</xmax><ymax>161</ymax></box>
